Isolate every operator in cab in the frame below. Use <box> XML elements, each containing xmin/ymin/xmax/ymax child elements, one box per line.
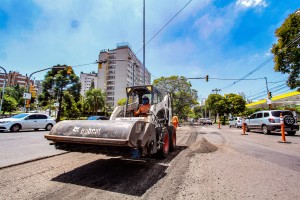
<box><xmin>134</xmin><ymin>96</ymin><xmax>150</xmax><ymax>117</ymax></box>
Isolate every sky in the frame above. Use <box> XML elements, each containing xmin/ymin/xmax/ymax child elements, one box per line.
<box><xmin>0</xmin><ymin>0</ymin><xmax>299</xmax><ymax>102</ymax></box>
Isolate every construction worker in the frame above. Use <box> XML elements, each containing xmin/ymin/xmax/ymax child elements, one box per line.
<box><xmin>172</xmin><ymin>115</ymin><xmax>179</xmax><ymax>129</ymax></box>
<box><xmin>134</xmin><ymin>96</ymin><xmax>150</xmax><ymax>117</ymax></box>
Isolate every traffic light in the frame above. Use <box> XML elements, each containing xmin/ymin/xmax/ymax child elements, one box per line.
<box><xmin>67</xmin><ymin>66</ymin><xmax>73</xmax><ymax>74</ymax></box>
<box><xmin>205</xmin><ymin>75</ymin><xmax>209</xmax><ymax>82</ymax></box>
<box><xmin>97</xmin><ymin>60</ymin><xmax>108</xmax><ymax>69</ymax></box>
<box><xmin>29</xmin><ymin>84</ymin><xmax>35</xmax><ymax>93</ymax></box>
<box><xmin>268</xmin><ymin>91</ymin><xmax>272</xmax><ymax>99</ymax></box>
<box><xmin>98</xmin><ymin>63</ymin><xmax>102</xmax><ymax>69</ymax></box>
<box><xmin>29</xmin><ymin>84</ymin><xmax>37</xmax><ymax>99</ymax></box>
<box><xmin>26</xmin><ymin>100</ymin><xmax>30</xmax><ymax>108</ymax></box>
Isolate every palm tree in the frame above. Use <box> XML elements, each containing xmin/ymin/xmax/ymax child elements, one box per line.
<box><xmin>84</xmin><ymin>89</ymin><xmax>105</xmax><ymax>115</ymax></box>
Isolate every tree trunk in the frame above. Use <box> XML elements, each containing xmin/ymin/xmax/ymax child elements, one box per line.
<box><xmin>56</xmin><ymin>86</ymin><xmax>63</xmax><ymax>122</ymax></box>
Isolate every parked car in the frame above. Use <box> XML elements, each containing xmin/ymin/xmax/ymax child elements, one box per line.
<box><xmin>244</xmin><ymin>110</ymin><xmax>299</xmax><ymax>135</ymax></box>
<box><xmin>199</xmin><ymin>118</ymin><xmax>213</xmax><ymax>125</ymax></box>
<box><xmin>87</xmin><ymin>116</ymin><xmax>109</xmax><ymax>120</ymax></box>
<box><xmin>0</xmin><ymin>113</ymin><xmax>56</xmax><ymax>132</ymax></box>
<box><xmin>229</xmin><ymin>117</ymin><xmax>243</xmax><ymax>128</ymax></box>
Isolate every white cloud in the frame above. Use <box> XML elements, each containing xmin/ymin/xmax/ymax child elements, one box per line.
<box><xmin>236</xmin><ymin>0</ymin><xmax>268</xmax><ymax>8</ymax></box>
<box><xmin>193</xmin><ymin>3</ymin><xmax>239</xmax><ymax>41</ymax></box>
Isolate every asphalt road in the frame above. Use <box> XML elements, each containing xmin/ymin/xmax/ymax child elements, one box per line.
<box><xmin>0</xmin><ymin>125</ymin><xmax>299</xmax><ymax>199</ymax></box>
<box><xmin>0</xmin><ymin>130</ymin><xmax>65</xmax><ymax>168</ymax></box>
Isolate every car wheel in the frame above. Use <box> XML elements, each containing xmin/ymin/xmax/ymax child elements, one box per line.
<box><xmin>262</xmin><ymin>125</ymin><xmax>270</xmax><ymax>135</ymax></box>
<box><xmin>287</xmin><ymin>131</ymin><xmax>296</xmax><ymax>136</ymax></box>
<box><xmin>45</xmin><ymin>124</ymin><xmax>53</xmax><ymax>131</ymax></box>
<box><xmin>10</xmin><ymin>124</ymin><xmax>21</xmax><ymax>132</ymax></box>
<box><xmin>245</xmin><ymin>124</ymin><xmax>250</xmax><ymax>132</ymax></box>
<box><xmin>229</xmin><ymin>125</ymin><xmax>231</xmax><ymax>128</ymax></box>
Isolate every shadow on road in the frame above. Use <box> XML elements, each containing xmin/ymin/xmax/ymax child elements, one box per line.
<box><xmin>52</xmin><ymin>146</ymin><xmax>187</xmax><ymax>196</ymax></box>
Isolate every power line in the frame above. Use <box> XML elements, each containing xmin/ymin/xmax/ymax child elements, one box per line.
<box><xmin>135</xmin><ymin>0</ymin><xmax>193</xmax><ymax>55</ymax></box>
<box><xmin>135</xmin><ymin>0</ymin><xmax>193</xmax><ymax>82</ymax></box>
<box><xmin>72</xmin><ymin>62</ymin><xmax>97</xmax><ymax>67</ymax></box>
<box><xmin>246</xmin><ymin>83</ymin><xmax>286</xmax><ymax>98</ymax></box>
<box><xmin>222</xmin><ymin>34</ymin><xmax>300</xmax><ymax>90</ymax></box>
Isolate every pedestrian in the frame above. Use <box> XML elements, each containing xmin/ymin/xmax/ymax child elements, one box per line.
<box><xmin>172</xmin><ymin>115</ymin><xmax>179</xmax><ymax>129</ymax></box>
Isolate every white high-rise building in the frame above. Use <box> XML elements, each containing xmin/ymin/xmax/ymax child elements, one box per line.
<box><xmin>80</xmin><ymin>72</ymin><xmax>98</xmax><ymax>96</ymax></box>
<box><xmin>97</xmin><ymin>42</ymin><xmax>151</xmax><ymax>108</ymax></box>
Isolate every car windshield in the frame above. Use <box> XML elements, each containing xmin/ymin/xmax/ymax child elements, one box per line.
<box><xmin>271</xmin><ymin>111</ymin><xmax>293</xmax><ymax>117</ymax></box>
<box><xmin>11</xmin><ymin>113</ymin><xmax>29</xmax><ymax>119</ymax></box>
<box><xmin>87</xmin><ymin>116</ymin><xmax>98</xmax><ymax>120</ymax></box>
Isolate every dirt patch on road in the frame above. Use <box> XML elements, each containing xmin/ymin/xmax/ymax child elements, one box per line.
<box><xmin>188</xmin><ymin>137</ymin><xmax>218</xmax><ymax>154</ymax></box>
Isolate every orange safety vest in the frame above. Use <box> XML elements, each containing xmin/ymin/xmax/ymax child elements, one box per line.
<box><xmin>134</xmin><ymin>104</ymin><xmax>150</xmax><ymax>116</ymax></box>
<box><xmin>172</xmin><ymin>116</ymin><xmax>179</xmax><ymax>129</ymax></box>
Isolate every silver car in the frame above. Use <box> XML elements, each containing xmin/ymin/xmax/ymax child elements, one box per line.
<box><xmin>0</xmin><ymin>113</ymin><xmax>56</xmax><ymax>132</ymax></box>
<box><xmin>245</xmin><ymin>110</ymin><xmax>299</xmax><ymax>135</ymax></box>
<box><xmin>229</xmin><ymin>117</ymin><xmax>243</xmax><ymax>128</ymax></box>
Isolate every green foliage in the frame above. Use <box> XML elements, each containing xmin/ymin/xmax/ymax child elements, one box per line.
<box><xmin>206</xmin><ymin>94</ymin><xmax>224</xmax><ymax>116</ymax></box>
<box><xmin>2</xmin><ymin>95</ymin><xmax>18</xmax><ymax>114</ymax></box>
<box><xmin>271</xmin><ymin>10</ymin><xmax>300</xmax><ymax>91</ymax></box>
<box><xmin>0</xmin><ymin>85</ymin><xmax>25</xmax><ymax>107</ymax></box>
<box><xmin>84</xmin><ymin>88</ymin><xmax>105</xmax><ymax>115</ymax></box>
<box><xmin>153</xmin><ymin>76</ymin><xmax>198</xmax><ymax>121</ymax></box>
<box><xmin>226</xmin><ymin>93</ymin><xmax>246</xmax><ymax>116</ymax></box>
<box><xmin>188</xmin><ymin>109</ymin><xmax>196</xmax><ymax>119</ymax></box>
<box><xmin>38</xmin><ymin>65</ymin><xmax>81</xmax><ymax>120</ymax></box>
<box><xmin>206</xmin><ymin>93</ymin><xmax>246</xmax><ymax>121</ymax></box>
<box><xmin>193</xmin><ymin>105</ymin><xmax>203</xmax><ymax>118</ymax></box>
<box><xmin>117</xmin><ymin>98</ymin><xmax>127</xmax><ymax>106</ymax></box>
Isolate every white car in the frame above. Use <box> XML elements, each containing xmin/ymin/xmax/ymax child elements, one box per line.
<box><xmin>229</xmin><ymin>117</ymin><xmax>243</xmax><ymax>128</ymax></box>
<box><xmin>0</xmin><ymin>113</ymin><xmax>56</xmax><ymax>132</ymax></box>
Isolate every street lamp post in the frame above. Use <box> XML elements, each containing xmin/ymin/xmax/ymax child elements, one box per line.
<box><xmin>0</xmin><ymin>66</ymin><xmax>7</xmax><ymax>114</ymax></box>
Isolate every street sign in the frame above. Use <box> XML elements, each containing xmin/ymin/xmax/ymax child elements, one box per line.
<box><xmin>54</xmin><ymin>103</ymin><xmax>59</xmax><ymax>107</ymax></box>
<box><xmin>266</xmin><ymin>99</ymin><xmax>272</xmax><ymax>105</ymax></box>
<box><xmin>23</xmin><ymin>93</ymin><xmax>32</xmax><ymax>100</ymax></box>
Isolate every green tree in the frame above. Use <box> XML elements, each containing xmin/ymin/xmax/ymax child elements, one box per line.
<box><xmin>117</xmin><ymin>98</ymin><xmax>127</xmax><ymax>106</ymax></box>
<box><xmin>226</xmin><ymin>93</ymin><xmax>246</xmax><ymax>116</ymax></box>
<box><xmin>271</xmin><ymin>10</ymin><xmax>300</xmax><ymax>91</ymax></box>
<box><xmin>39</xmin><ymin>65</ymin><xmax>81</xmax><ymax>121</ymax></box>
<box><xmin>193</xmin><ymin>105</ymin><xmax>203</xmax><ymax>119</ymax></box>
<box><xmin>153</xmin><ymin>76</ymin><xmax>198</xmax><ymax>121</ymax></box>
<box><xmin>0</xmin><ymin>85</ymin><xmax>25</xmax><ymax>107</ymax></box>
<box><xmin>205</xmin><ymin>94</ymin><xmax>224</xmax><ymax>123</ymax></box>
<box><xmin>62</xmin><ymin>91</ymin><xmax>80</xmax><ymax>119</ymax></box>
<box><xmin>2</xmin><ymin>95</ymin><xmax>18</xmax><ymax>114</ymax></box>
<box><xmin>84</xmin><ymin>88</ymin><xmax>105</xmax><ymax>115</ymax></box>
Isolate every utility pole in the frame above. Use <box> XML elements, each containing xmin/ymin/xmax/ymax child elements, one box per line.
<box><xmin>212</xmin><ymin>88</ymin><xmax>221</xmax><ymax>94</ymax></box>
<box><xmin>0</xmin><ymin>66</ymin><xmax>7</xmax><ymax>114</ymax></box>
<box><xmin>143</xmin><ymin>0</ymin><xmax>146</xmax><ymax>85</ymax></box>
<box><xmin>264</xmin><ymin>77</ymin><xmax>269</xmax><ymax>97</ymax></box>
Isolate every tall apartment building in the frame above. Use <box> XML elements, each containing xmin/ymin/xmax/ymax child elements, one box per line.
<box><xmin>98</xmin><ymin>42</ymin><xmax>151</xmax><ymax>108</ymax></box>
<box><xmin>80</xmin><ymin>72</ymin><xmax>98</xmax><ymax>96</ymax></box>
<box><xmin>35</xmin><ymin>80</ymin><xmax>44</xmax><ymax>96</ymax></box>
<box><xmin>0</xmin><ymin>71</ymin><xmax>33</xmax><ymax>88</ymax></box>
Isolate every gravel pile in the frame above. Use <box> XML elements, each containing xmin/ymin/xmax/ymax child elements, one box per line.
<box><xmin>188</xmin><ymin>137</ymin><xmax>218</xmax><ymax>154</ymax></box>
